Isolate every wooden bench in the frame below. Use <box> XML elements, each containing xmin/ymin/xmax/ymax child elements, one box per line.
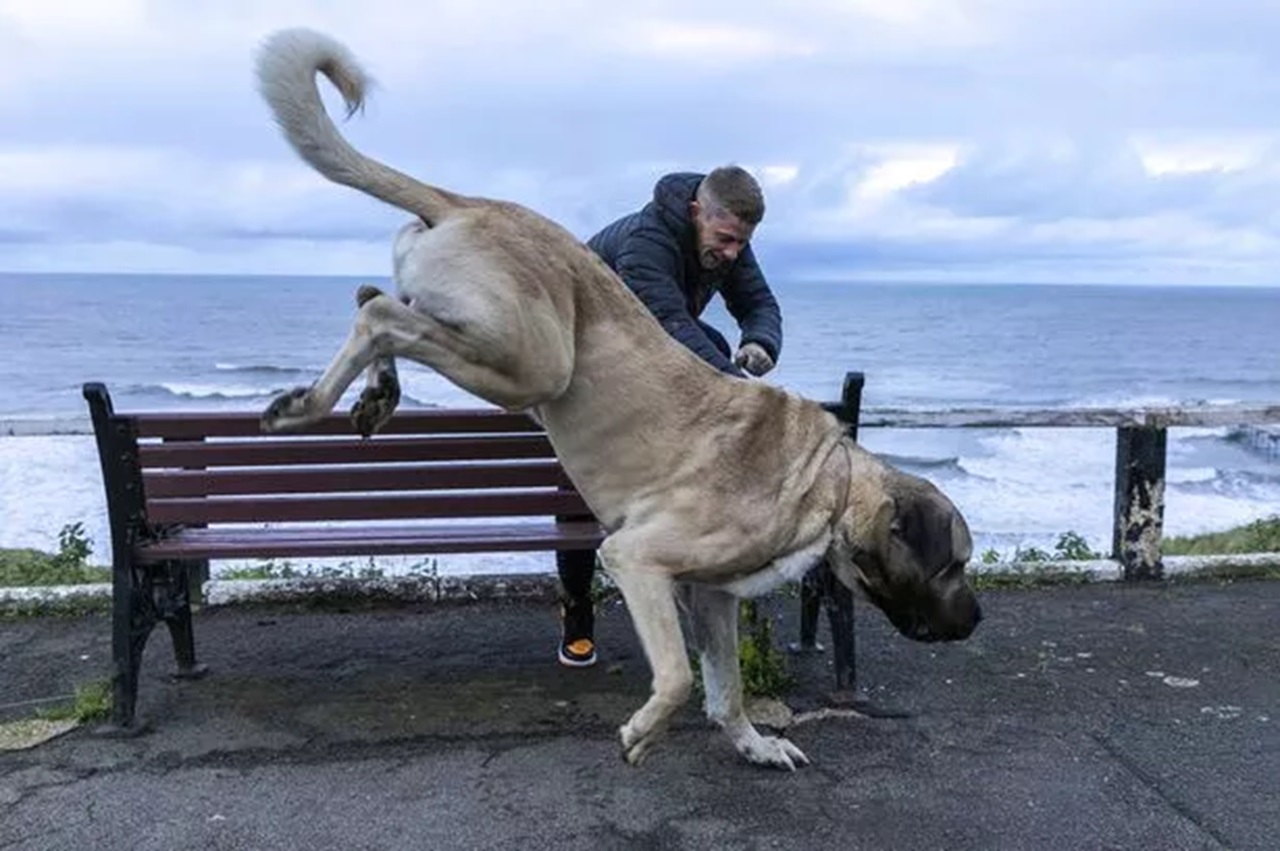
<box><xmin>83</xmin><ymin>371</ymin><xmax>868</xmax><ymax>730</ymax></box>
<box><xmin>82</xmin><ymin>381</ymin><xmax>603</xmax><ymax>731</ymax></box>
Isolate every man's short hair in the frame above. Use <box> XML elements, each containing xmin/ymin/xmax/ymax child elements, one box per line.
<box><xmin>698</xmin><ymin>165</ymin><xmax>765</xmax><ymax>226</ymax></box>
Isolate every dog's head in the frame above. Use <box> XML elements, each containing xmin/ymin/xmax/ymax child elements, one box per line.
<box><xmin>828</xmin><ymin>464</ymin><xmax>982</xmax><ymax>643</ymax></box>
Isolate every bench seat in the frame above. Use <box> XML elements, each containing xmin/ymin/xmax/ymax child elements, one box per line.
<box><xmin>136</xmin><ymin>520</ymin><xmax>605</xmax><ymax>561</ymax></box>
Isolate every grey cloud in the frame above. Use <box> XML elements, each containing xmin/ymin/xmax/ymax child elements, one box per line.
<box><xmin>4</xmin><ymin>1</ymin><xmax>1280</xmax><ymax>283</ymax></box>
<box><xmin>896</xmin><ymin>138</ymin><xmax>1280</xmax><ymax>233</ymax></box>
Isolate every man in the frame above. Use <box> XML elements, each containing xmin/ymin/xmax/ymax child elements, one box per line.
<box><xmin>555</xmin><ymin>165</ymin><xmax>785</xmax><ymax>667</ymax></box>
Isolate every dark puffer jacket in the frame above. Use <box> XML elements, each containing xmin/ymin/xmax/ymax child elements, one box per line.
<box><xmin>586</xmin><ymin>172</ymin><xmax>783</xmax><ymax>377</ymax></box>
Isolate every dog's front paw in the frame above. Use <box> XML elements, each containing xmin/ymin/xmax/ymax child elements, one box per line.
<box><xmin>735</xmin><ymin>730</ymin><xmax>810</xmax><ymax>771</ymax></box>
<box><xmin>261</xmin><ymin>386</ymin><xmax>316</xmax><ymax>433</ymax></box>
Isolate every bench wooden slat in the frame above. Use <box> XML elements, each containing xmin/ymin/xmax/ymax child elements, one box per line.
<box><xmin>138</xmin><ymin>434</ymin><xmax>557</xmax><ymax>468</ymax></box>
<box><xmin>135</xmin><ymin>521</ymin><xmax>604</xmax><ymax>561</ymax></box>
<box><xmin>142</xmin><ymin>461</ymin><xmax>569</xmax><ymax>497</ymax></box>
<box><xmin>146</xmin><ymin>490</ymin><xmax>592</xmax><ymax>524</ymax></box>
<box><xmin>132</xmin><ymin>408</ymin><xmax>543</xmax><ymax>439</ymax></box>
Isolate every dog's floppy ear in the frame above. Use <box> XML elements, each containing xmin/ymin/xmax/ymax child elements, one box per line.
<box><xmin>868</xmin><ymin>495</ymin><xmax>898</xmax><ymax>564</ymax></box>
<box><xmin>894</xmin><ymin>490</ymin><xmax>960</xmax><ymax>577</ymax></box>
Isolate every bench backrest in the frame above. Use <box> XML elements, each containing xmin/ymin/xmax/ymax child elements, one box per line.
<box><xmin>83</xmin><ymin>384</ymin><xmax>594</xmax><ymax>533</ymax></box>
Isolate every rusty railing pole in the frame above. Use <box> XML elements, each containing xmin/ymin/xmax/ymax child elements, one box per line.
<box><xmin>1112</xmin><ymin>425</ymin><xmax>1168</xmax><ymax>580</ymax></box>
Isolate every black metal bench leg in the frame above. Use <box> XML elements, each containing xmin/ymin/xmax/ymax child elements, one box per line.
<box><xmin>790</xmin><ymin>562</ymin><xmax>826</xmax><ymax>654</ymax></box>
<box><xmin>103</xmin><ymin>557</ymin><xmax>157</xmax><ymax>736</ymax></box>
<box><xmin>794</xmin><ymin>370</ymin><xmax>866</xmax><ymax>693</ymax></box>
<box><xmin>824</xmin><ymin>564</ymin><xmax>857</xmax><ymax>693</ymax></box>
<box><xmin>161</xmin><ymin>561</ymin><xmax>209</xmax><ymax>680</ymax></box>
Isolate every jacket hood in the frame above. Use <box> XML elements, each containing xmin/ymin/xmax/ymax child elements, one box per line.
<box><xmin>652</xmin><ymin>172</ymin><xmax>704</xmax><ymax>236</ymax></box>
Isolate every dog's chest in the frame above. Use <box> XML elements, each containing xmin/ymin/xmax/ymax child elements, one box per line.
<box><xmin>719</xmin><ymin>538</ymin><xmax>829</xmax><ymax>599</ymax></box>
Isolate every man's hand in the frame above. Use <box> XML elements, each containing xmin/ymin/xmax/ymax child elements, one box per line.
<box><xmin>733</xmin><ymin>342</ymin><xmax>775</xmax><ymax>377</ymax></box>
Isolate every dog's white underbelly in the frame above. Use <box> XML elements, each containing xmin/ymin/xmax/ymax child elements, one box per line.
<box><xmin>718</xmin><ymin>537</ymin><xmax>830</xmax><ymax>599</ymax></box>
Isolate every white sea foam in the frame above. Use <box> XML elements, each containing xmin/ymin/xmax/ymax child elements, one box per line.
<box><xmin>1067</xmin><ymin>392</ymin><xmax>1187</xmax><ymax>408</ymax></box>
<box><xmin>0</xmin><ymin>435</ymin><xmax>108</xmax><ymax>560</ymax></box>
<box><xmin>1167</xmin><ymin>467</ymin><xmax>1219</xmax><ymax>485</ymax></box>
<box><xmin>144</xmin><ymin>382</ymin><xmax>281</xmax><ymax>401</ymax></box>
<box><xmin>396</xmin><ymin>363</ymin><xmax>485</xmax><ymax>409</ymax></box>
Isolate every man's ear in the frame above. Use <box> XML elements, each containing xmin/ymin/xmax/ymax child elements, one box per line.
<box><xmin>689</xmin><ymin>199</ymin><xmax>702</xmax><ymax>220</ymax></box>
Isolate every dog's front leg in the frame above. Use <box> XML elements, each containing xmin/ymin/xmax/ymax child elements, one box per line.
<box><xmin>600</xmin><ymin>543</ymin><xmax>693</xmax><ymax>766</ymax></box>
<box><xmin>684</xmin><ymin>583</ymin><xmax>810</xmax><ymax>771</ymax></box>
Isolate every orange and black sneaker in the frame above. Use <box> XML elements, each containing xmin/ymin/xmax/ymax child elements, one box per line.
<box><xmin>558</xmin><ymin>596</ymin><xmax>597</xmax><ymax>668</ymax></box>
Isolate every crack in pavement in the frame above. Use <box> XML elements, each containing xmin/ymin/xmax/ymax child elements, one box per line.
<box><xmin>1090</xmin><ymin>731</ymin><xmax>1233</xmax><ymax>850</ymax></box>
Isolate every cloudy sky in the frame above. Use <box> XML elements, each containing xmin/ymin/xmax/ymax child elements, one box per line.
<box><xmin>2</xmin><ymin>0</ymin><xmax>1279</xmax><ymax>285</ymax></box>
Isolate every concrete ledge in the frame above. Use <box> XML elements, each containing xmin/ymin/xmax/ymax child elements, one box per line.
<box><xmin>1164</xmin><ymin>552</ymin><xmax>1280</xmax><ymax>577</ymax></box>
<box><xmin>971</xmin><ymin>553</ymin><xmax>1280</xmax><ymax>585</ymax></box>
<box><xmin>2</xmin><ymin>553</ymin><xmax>1276</xmax><ymax>616</ymax></box>
<box><xmin>976</xmin><ymin>558</ymin><xmax>1121</xmax><ymax>583</ymax></box>
<box><xmin>203</xmin><ymin>572</ymin><xmax>565</xmax><ymax>607</ymax></box>
<box><xmin>0</xmin><ymin>583</ymin><xmax>112</xmax><ymax>615</ymax></box>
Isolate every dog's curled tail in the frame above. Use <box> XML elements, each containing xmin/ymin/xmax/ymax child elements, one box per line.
<box><xmin>254</xmin><ymin>27</ymin><xmax>466</xmax><ymax>225</ymax></box>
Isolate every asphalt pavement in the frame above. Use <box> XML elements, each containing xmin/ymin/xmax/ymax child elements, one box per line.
<box><xmin>1</xmin><ymin>577</ymin><xmax>1276</xmax><ymax>850</ymax></box>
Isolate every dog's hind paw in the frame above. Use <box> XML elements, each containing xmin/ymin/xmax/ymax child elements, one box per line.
<box><xmin>355</xmin><ymin>284</ymin><xmax>385</xmax><ymax>307</ymax></box>
<box><xmin>735</xmin><ymin>732</ymin><xmax>810</xmax><ymax>771</ymax></box>
<box><xmin>351</xmin><ymin>378</ymin><xmax>400</xmax><ymax>438</ymax></box>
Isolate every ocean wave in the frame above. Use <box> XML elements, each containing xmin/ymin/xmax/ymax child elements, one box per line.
<box><xmin>1170</xmin><ymin>468</ymin><xmax>1280</xmax><ymax>499</ymax></box>
<box><xmin>124</xmin><ymin>382</ymin><xmax>283</xmax><ymax>402</ymax></box>
<box><xmin>1175</xmin><ymin>425</ymin><xmax>1280</xmax><ymax>463</ymax></box>
<box><xmin>880</xmin><ymin>452</ymin><xmax>966</xmax><ymax>475</ymax></box>
<box><xmin>1064</xmin><ymin>392</ymin><xmax>1195</xmax><ymax>410</ymax></box>
<box><xmin>118</xmin><ymin>380</ymin><xmax>444</xmax><ymax>410</ymax></box>
<box><xmin>1223</xmin><ymin>424</ymin><xmax>1280</xmax><ymax>453</ymax></box>
<box><xmin>214</xmin><ymin>362</ymin><xmax>312</xmax><ymax>376</ymax></box>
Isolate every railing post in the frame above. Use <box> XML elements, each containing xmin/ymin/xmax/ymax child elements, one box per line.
<box><xmin>1112</xmin><ymin>425</ymin><xmax>1167</xmax><ymax>580</ymax></box>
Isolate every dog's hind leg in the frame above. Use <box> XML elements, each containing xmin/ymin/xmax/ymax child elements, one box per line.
<box><xmin>262</xmin><ymin>288</ymin><xmax>571</xmax><ymax>433</ymax></box>
<box><xmin>600</xmin><ymin>541</ymin><xmax>694</xmax><ymax>766</ymax></box>
<box><xmin>349</xmin><ymin>285</ymin><xmax>402</xmax><ymax>437</ymax></box>
<box><xmin>680</xmin><ymin>584</ymin><xmax>810</xmax><ymax>771</ymax></box>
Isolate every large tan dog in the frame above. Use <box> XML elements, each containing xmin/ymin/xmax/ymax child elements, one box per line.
<box><xmin>254</xmin><ymin>27</ymin><xmax>982</xmax><ymax>770</ymax></box>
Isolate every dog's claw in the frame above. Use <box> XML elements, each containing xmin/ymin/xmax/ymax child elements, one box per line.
<box><xmin>736</xmin><ymin>733</ymin><xmax>810</xmax><ymax>771</ymax></box>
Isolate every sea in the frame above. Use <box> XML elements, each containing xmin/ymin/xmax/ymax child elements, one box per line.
<box><xmin>2</xmin><ymin>272</ymin><xmax>1278</xmax><ymax>578</ymax></box>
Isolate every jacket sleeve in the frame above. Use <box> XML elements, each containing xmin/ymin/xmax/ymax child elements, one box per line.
<box><xmin>720</xmin><ymin>244</ymin><xmax>783</xmax><ymax>363</ymax></box>
<box><xmin>614</xmin><ymin>233</ymin><xmax>747</xmax><ymax>377</ymax></box>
